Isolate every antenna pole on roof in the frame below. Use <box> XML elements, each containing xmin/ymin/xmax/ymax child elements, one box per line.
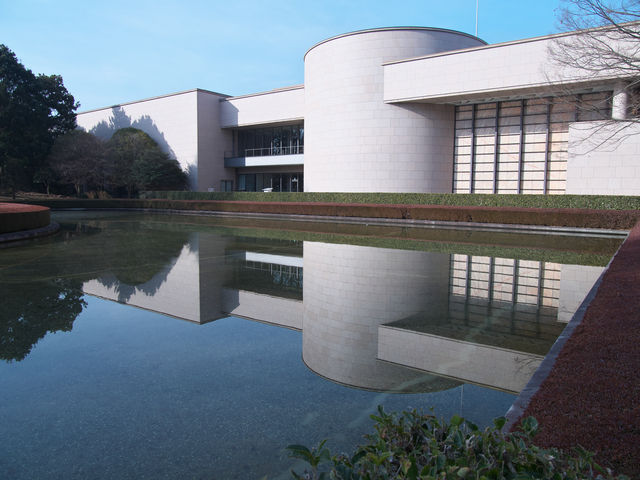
<box><xmin>475</xmin><ymin>0</ymin><xmax>479</xmax><ymax>37</ymax></box>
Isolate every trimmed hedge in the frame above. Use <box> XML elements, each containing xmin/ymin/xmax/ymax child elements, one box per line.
<box><xmin>140</xmin><ymin>191</ymin><xmax>640</xmax><ymax>210</ymax></box>
<box><xmin>9</xmin><ymin>198</ymin><xmax>640</xmax><ymax>230</ymax></box>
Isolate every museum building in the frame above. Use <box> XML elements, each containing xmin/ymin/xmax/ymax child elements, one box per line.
<box><xmin>76</xmin><ymin>26</ymin><xmax>640</xmax><ymax>195</ymax></box>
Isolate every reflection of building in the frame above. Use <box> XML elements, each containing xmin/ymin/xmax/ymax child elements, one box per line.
<box><xmin>83</xmin><ymin>234</ymin><xmax>604</xmax><ymax>394</ymax></box>
<box><xmin>301</xmin><ymin>242</ymin><xmax>455</xmax><ymax>393</ymax></box>
<box><xmin>378</xmin><ymin>255</ymin><xmax>604</xmax><ymax>393</ymax></box>
<box><xmin>83</xmin><ymin>234</ymin><xmax>304</xmax><ymax>327</ymax></box>
<box><xmin>78</xmin><ymin>26</ymin><xmax>639</xmax><ymax>194</ymax></box>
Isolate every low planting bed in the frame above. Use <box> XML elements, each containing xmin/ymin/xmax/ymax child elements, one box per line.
<box><xmin>511</xmin><ymin>222</ymin><xmax>640</xmax><ymax>478</ymax></box>
<box><xmin>0</xmin><ymin>203</ymin><xmax>50</xmax><ymax>234</ymax></box>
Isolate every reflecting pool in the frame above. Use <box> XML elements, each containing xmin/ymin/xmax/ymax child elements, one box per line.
<box><xmin>0</xmin><ymin>212</ymin><xmax>624</xmax><ymax>479</ymax></box>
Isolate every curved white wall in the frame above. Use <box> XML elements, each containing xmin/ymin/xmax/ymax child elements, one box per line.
<box><xmin>303</xmin><ymin>28</ymin><xmax>485</xmax><ymax>192</ymax></box>
<box><xmin>302</xmin><ymin>242</ymin><xmax>452</xmax><ymax>392</ymax></box>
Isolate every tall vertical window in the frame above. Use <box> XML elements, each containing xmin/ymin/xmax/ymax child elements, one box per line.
<box><xmin>453</xmin><ymin>92</ymin><xmax>611</xmax><ymax>195</ymax></box>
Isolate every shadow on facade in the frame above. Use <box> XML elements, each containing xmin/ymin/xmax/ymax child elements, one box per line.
<box><xmin>88</xmin><ymin>106</ymin><xmax>177</xmax><ymax>160</ymax></box>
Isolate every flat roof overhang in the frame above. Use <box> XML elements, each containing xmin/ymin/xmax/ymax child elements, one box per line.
<box><xmin>224</xmin><ymin>154</ymin><xmax>304</xmax><ymax>168</ymax></box>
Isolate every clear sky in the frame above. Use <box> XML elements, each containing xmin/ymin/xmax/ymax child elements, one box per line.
<box><xmin>2</xmin><ymin>0</ymin><xmax>563</xmax><ymax>112</ymax></box>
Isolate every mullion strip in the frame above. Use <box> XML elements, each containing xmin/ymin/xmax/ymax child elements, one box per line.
<box><xmin>470</xmin><ymin>105</ymin><xmax>477</xmax><ymax>194</ymax></box>
<box><xmin>517</xmin><ymin>100</ymin><xmax>524</xmax><ymax>194</ymax></box>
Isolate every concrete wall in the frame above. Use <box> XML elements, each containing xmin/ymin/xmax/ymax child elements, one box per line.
<box><xmin>383</xmin><ymin>30</ymin><xmax>621</xmax><ymax>104</ymax></box>
<box><xmin>220</xmin><ymin>86</ymin><xmax>305</xmax><ymax>128</ymax></box>
<box><xmin>77</xmin><ymin>89</ymin><xmax>230</xmax><ymax>191</ymax></box>
<box><xmin>384</xmin><ymin>36</ymin><xmax>552</xmax><ymax>104</ymax></box>
<box><xmin>566</xmin><ymin>121</ymin><xmax>640</xmax><ymax>195</ymax></box>
<box><xmin>196</xmin><ymin>91</ymin><xmax>234</xmax><ymax>192</ymax></box>
<box><xmin>303</xmin><ymin>27</ymin><xmax>484</xmax><ymax>193</ymax></box>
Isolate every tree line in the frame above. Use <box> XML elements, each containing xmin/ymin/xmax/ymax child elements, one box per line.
<box><xmin>46</xmin><ymin>127</ymin><xmax>187</xmax><ymax>197</ymax></box>
<box><xmin>1</xmin><ymin>44</ymin><xmax>186</xmax><ymax>197</ymax></box>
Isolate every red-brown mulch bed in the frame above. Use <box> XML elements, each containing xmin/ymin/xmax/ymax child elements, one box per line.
<box><xmin>512</xmin><ymin>222</ymin><xmax>640</xmax><ymax>477</ymax></box>
<box><xmin>0</xmin><ymin>202</ymin><xmax>50</xmax><ymax>234</ymax></box>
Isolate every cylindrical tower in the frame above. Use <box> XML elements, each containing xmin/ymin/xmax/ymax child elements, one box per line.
<box><xmin>303</xmin><ymin>27</ymin><xmax>485</xmax><ymax>192</ymax></box>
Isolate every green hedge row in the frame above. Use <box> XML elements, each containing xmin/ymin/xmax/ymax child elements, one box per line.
<box><xmin>139</xmin><ymin>191</ymin><xmax>640</xmax><ymax>210</ymax></box>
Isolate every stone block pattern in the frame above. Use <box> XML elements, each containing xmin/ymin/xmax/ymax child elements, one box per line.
<box><xmin>301</xmin><ymin>241</ymin><xmax>451</xmax><ymax>390</ymax></box>
<box><xmin>566</xmin><ymin>121</ymin><xmax>640</xmax><ymax>195</ymax></box>
<box><xmin>220</xmin><ymin>86</ymin><xmax>305</xmax><ymax>128</ymax></box>
<box><xmin>304</xmin><ymin>28</ymin><xmax>485</xmax><ymax>193</ymax></box>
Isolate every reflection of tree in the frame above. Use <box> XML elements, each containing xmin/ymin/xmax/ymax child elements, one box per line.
<box><xmin>0</xmin><ymin>221</ymin><xmax>190</xmax><ymax>361</ymax></box>
<box><xmin>0</xmin><ymin>278</ymin><xmax>86</xmax><ymax>362</ymax></box>
<box><xmin>53</xmin><ymin>221</ymin><xmax>191</xmax><ymax>302</ymax></box>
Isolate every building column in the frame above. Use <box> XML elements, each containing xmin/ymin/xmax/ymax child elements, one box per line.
<box><xmin>612</xmin><ymin>82</ymin><xmax>630</xmax><ymax>120</ymax></box>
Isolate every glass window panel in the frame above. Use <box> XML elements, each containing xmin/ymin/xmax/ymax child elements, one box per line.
<box><xmin>255</xmin><ymin>131</ymin><xmax>264</xmax><ymax>154</ymax></box>
<box><xmin>272</xmin><ymin>128</ymin><xmax>282</xmax><ymax>155</ymax></box>
<box><xmin>264</xmin><ymin>129</ymin><xmax>273</xmax><ymax>155</ymax></box>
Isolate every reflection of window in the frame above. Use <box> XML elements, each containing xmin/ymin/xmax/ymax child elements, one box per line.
<box><xmin>220</xmin><ymin>180</ymin><xmax>233</xmax><ymax>192</ymax></box>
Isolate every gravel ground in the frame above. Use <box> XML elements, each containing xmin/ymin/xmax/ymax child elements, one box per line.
<box><xmin>513</xmin><ymin>222</ymin><xmax>640</xmax><ymax>477</ymax></box>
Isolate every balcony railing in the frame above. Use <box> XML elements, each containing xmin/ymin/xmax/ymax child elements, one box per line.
<box><xmin>224</xmin><ymin>145</ymin><xmax>304</xmax><ymax>158</ymax></box>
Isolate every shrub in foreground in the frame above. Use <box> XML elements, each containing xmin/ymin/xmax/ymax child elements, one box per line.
<box><xmin>285</xmin><ymin>406</ymin><xmax>625</xmax><ymax>480</ymax></box>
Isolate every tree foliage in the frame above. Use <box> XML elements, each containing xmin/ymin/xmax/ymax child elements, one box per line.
<box><xmin>106</xmin><ymin>127</ymin><xmax>185</xmax><ymax>196</ymax></box>
<box><xmin>48</xmin><ymin>130</ymin><xmax>107</xmax><ymax>194</ymax></box>
<box><xmin>131</xmin><ymin>149</ymin><xmax>187</xmax><ymax>191</ymax></box>
<box><xmin>0</xmin><ymin>44</ymin><xmax>78</xmax><ymax>192</ymax></box>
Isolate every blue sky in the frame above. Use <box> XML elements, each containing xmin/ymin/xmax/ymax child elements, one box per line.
<box><xmin>2</xmin><ymin>0</ymin><xmax>563</xmax><ymax>112</ymax></box>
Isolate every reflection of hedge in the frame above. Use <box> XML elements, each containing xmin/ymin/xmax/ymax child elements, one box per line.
<box><xmin>140</xmin><ymin>191</ymin><xmax>640</xmax><ymax>210</ymax></box>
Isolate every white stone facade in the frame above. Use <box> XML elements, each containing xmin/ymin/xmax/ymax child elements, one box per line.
<box><xmin>76</xmin><ymin>26</ymin><xmax>639</xmax><ymax>195</ymax></box>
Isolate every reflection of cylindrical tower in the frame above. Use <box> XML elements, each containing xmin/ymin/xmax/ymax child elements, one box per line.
<box><xmin>302</xmin><ymin>242</ymin><xmax>454</xmax><ymax>392</ymax></box>
<box><xmin>303</xmin><ymin>28</ymin><xmax>486</xmax><ymax>192</ymax></box>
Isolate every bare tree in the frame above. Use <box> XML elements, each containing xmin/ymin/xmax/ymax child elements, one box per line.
<box><xmin>48</xmin><ymin>130</ymin><xmax>108</xmax><ymax>194</ymax></box>
<box><xmin>549</xmin><ymin>0</ymin><xmax>640</xmax><ymax>136</ymax></box>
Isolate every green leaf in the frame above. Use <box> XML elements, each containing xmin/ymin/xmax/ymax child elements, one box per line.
<box><xmin>285</xmin><ymin>444</ymin><xmax>311</xmax><ymax>455</ymax></box>
<box><xmin>492</xmin><ymin>417</ymin><xmax>507</xmax><ymax>430</ymax></box>
<box><xmin>457</xmin><ymin>467</ymin><xmax>470</xmax><ymax>477</ymax></box>
<box><xmin>351</xmin><ymin>449</ymin><xmax>367</xmax><ymax>465</ymax></box>
<box><xmin>406</xmin><ymin>456</ymin><xmax>419</xmax><ymax>480</ymax></box>
<box><xmin>521</xmin><ymin>417</ymin><xmax>539</xmax><ymax>437</ymax></box>
<box><xmin>450</xmin><ymin>414</ymin><xmax>464</xmax><ymax>427</ymax></box>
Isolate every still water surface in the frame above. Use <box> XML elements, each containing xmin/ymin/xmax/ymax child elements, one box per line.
<box><xmin>0</xmin><ymin>212</ymin><xmax>623</xmax><ymax>479</ymax></box>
